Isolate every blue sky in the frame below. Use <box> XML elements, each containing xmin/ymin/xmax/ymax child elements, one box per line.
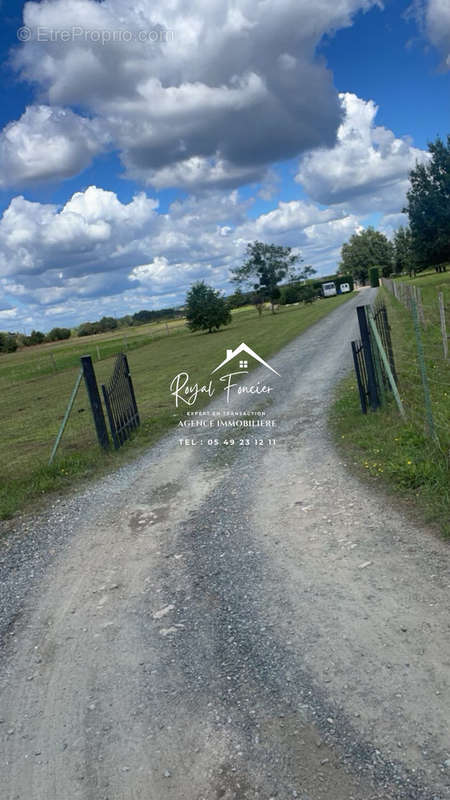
<box><xmin>0</xmin><ymin>0</ymin><xmax>448</xmax><ymax>331</ymax></box>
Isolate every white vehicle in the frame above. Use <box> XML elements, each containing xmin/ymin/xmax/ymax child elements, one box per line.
<box><xmin>322</xmin><ymin>281</ymin><xmax>337</xmax><ymax>297</ymax></box>
<box><xmin>340</xmin><ymin>282</ymin><xmax>351</xmax><ymax>293</ymax></box>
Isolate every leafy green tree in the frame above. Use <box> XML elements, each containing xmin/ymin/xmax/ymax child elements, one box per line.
<box><xmin>29</xmin><ymin>329</ymin><xmax>46</xmax><ymax>345</ymax></box>
<box><xmin>118</xmin><ymin>314</ymin><xmax>133</xmax><ymax>328</ymax></box>
<box><xmin>296</xmin><ymin>265</ymin><xmax>316</xmax><ymax>283</ymax></box>
<box><xmin>0</xmin><ymin>332</ymin><xmax>18</xmax><ymax>352</ymax></box>
<box><xmin>404</xmin><ymin>136</ymin><xmax>450</xmax><ymax>272</ymax></box>
<box><xmin>46</xmin><ymin>327</ymin><xmax>71</xmax><ymax>341</ymax></box>
<box><xmin>393</xmin><ymin>226</ymin><xmax>416</xmax><ymax>276</ymax></box>
<box><xmin>339</xmin><ymin>227</ymin><xmax>394</xmax><ymax>284</ymax></box>
<box><xmin>227</xmin><ymin>288</ymin><xmax>250</xmax><ymax>309</ymax></box>
<box><xmin>77</xmin><ymin>322</ymin><xmax>99</xmax><ymax>337</ymax></box>
<box><xmin>185</xmin><ymin>281</ymin><xmax>232</xmax><ymax>334</ymax></box>
<box><xmin>280</xmin><ymin>285</ymin><xmax>299</xmax><ymax>305</ymax></box>
<box><xmin>369</xmin><ymin>267</ymin><xmax>380</xmax><ymax>288</ymax></box>
<box><xmin>280</xmin><ymin>283</ymin><xmax>319</xmax><ymax>305</ymax></box>
<box><xmin>98</xmin><ymin>316</ymin><xmax>118</xmax><ymax>332</ymax></box>
<box><xmin>132</xmin><ymin>310</ymin><xmax>154</xmax><ymax>324</ymax></box>
<box><xmin>132</xmin><ymin>308</ymin><xmax>177</xmax><ymax>325</ymax></box>
<box><xmin>297</xmin><ymin>285</ymin><xmax>318</xmax><ymax>303</ymax></box>
<box><xmin>232</xmin><ymin>241</ymin><xmax>312</xmax><ymax>313</ymax></box>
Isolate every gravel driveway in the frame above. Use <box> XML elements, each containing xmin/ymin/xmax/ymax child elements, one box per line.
<box><xmin>1</xmin><ymin>288</ymin><xmax>449</xmax><ymax>800</ymax></box>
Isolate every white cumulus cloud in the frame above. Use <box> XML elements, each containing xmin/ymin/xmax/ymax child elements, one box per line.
<box><xmin>8</xmin><ymin>0</ymin><xmax>381</xmax><ymax>189</ymax></box>
<box><xmin>425</xmin><ymin>0</ymin><xmax>450</xmax><ymax>67</ymax></box>
<box><xmin>0</xmin><ymin>106</ymin><xmax>107</xmax><ymax>187</ymax></box>
<box><xmin>296</xmin><ymin>93</ymin><xmax>429</xmax><ymax>214</ymax></box>
<box><xmin>0</xmin><ymin>184</ymin><xmax>363</xmax><ymax>328</ymax></box>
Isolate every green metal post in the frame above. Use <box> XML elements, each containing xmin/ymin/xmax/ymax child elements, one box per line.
<box><xmin>367</xmin><ymin>308</ymin><xmax>385</xmax><ymax>406</ymax></box>
<box><xmin>368</xmin><ymin>314</ymin><xmax>406</xmax><ymax>419</ymax></box>
<box><xmin>438</xmin><ymin>292</ymin><xmax>448</xmax><ymax>360</ymax></box>
<box><xmin>49</xmin><ymin>369</ymin><xmax>83</xmax><ymax>464</ymax></box>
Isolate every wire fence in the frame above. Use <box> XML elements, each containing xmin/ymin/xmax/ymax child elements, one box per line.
<box><xmin>0</xmin><ymin>319</ymin><xmax>189</xmax><ymax>387</ymax></box>
<box><xmin>380</xmin><ymin>278</ymin><xmax>450</xmax><ymax>452</ymax></box>
<box><xmin>2</xmin><ymin>298</ymin><xmax>339</xmax><ymax>497</ymax></box>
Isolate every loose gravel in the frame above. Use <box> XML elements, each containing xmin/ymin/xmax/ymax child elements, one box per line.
<box><xmin>1</xmin><ymin>289</ymin><xmax>449</xmax><ymax>800</ymax></box>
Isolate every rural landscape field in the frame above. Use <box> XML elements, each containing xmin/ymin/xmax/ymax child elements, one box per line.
<box><xmin>0</xmin><ymin>294</ymin><xmax>351</xmax><ymax>518</ymax></box>
<box><xmin>1</xmin><ymin>1</ymin><xmax>449</xmax><ymax>799</ymax></box>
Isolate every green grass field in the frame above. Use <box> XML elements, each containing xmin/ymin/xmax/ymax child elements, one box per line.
<box><xmin>331</xmin><ymin>270</ymin><xmax>450</xmax><ymax>537</ymax></box>
<box><xmin>0</xmin><ymin>295</ymin><xmax>352</xmax><ymax>520</ymax></box>
<box><xmin>0</xmin><ymin>316</ymin><xmax>187</xmax><ymax>386</ymax></box>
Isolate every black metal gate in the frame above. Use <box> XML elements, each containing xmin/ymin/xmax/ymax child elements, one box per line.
<box><xmin>351</xmin><ymin>302</ymin><xmax>397</xmax><ymax>414</ymax></box>
<box><xmin>351</xmin><ymin>339</ymin><xmax>369</xmax><ymax>414</ymax></box>
<box><xmin>101</xmin><ymin>353</ymin><xmax>140</xmax><ymax>449</ymax></box>
<box><xmin>372</xmin><ymin>301</ymin><xmax>397</xmax><ymax>383</ymax></box>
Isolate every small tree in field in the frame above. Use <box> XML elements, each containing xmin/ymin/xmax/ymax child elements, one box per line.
<box><xmin>185</xmin><ymin>281</ymin><xmax>232</xmax><ymax>334</ymax></box>
<box><xmin>30</xmin><ymin>330</ymin><xmax>45</xmax><ymax>344</ymax></box>
<box><xmin>46</xmin><ymin>327</ymin><xmax>71</xmax><ymax>341</ymax></box>
<box><xmin>232</xmin><ymin>241</ymin><xmax>312</xmax><ymax>314</ymax></box>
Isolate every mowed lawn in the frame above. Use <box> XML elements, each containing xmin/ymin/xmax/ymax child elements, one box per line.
<box><xmin>1</xmin><ymin>294</ymin><xmax>352</xmax><ymax>519</ymax></box>
<box><xmin>0</xmin><ymin>316</ymin><xmax>187</xmax><ymax>386</ymax></box>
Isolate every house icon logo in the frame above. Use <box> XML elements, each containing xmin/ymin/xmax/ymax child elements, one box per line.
<box><xmin>211</xmin><ymin>342</ymin><xmax>280</xmax><ymax>377</ymax></box>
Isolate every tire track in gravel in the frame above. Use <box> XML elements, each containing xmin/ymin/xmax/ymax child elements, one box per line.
<box><xmin>1</xmin><ymin>289</ymin><xmax>449</xmax><ymax>800</ymax></box>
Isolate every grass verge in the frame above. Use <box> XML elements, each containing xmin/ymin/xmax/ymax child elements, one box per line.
<box><xmin>330</xmin><ymin>275</ymin><xmax>450</xmax><ymax>539</ymax></box>
<box><xmin>330</xmin><ymin>378</ymin><xmax>450</xmax><ymax>537</ymax></box>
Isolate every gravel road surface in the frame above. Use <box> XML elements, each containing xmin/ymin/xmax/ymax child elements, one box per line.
<box><xmin>1</xmin><ymin>288</ymin><xmax>449</xmax><ymax>800</ymax></box>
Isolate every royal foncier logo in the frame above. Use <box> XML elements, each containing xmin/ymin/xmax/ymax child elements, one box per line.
<box><xmin>169</xmin><ymin>342</ymin><xmax>280</xmax><ymax>407</ymax></box>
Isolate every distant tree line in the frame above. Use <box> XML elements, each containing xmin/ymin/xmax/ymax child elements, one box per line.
<box><xmin>0</xmin><ymin>326</ymin><xmax>72</xmax><ymax>353</ymax></box>
<box><xmin>338</xmin><ymin>135</ymin><xmax>449</xmax><ymax>283</ymax></box>
<box><xmin>77</xmin><ymin>307</ymin><xmax>182</xmax><ymax>336</ymax></box>
<box><xmin>0</xmin><ymin>306</ymin><xmax>185</xmax><ymax>353</ymax></box>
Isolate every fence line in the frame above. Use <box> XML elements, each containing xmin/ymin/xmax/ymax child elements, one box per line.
<box><xmin>382</xmin><ymin>277</ymin><xmax>449</xmax><ymax>350</ymax></box>
<box><xmin>0</xmin><ymin>319</ymin><xmax>189</xmax><ymax>387</ymax></box>
<box><xmin>365</xmin><ymin>280</ymin><xmax>450</xmax><ymax>452</ymax></box>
